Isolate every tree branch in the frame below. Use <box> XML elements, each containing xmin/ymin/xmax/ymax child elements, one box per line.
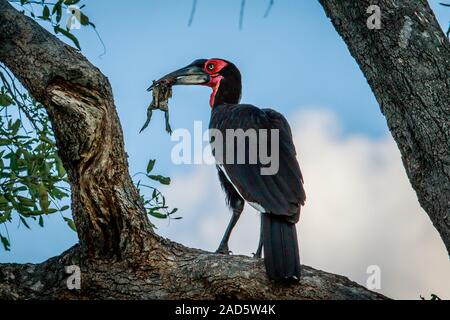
<box><xmin>0</xmin><ymin>0</ymin><xmax>387</xmax><ymax>299</ymax></box>
<box><xmin>0</xmin><ymin>244</ymin><xmax>387</xmax><ymax>300</ymax></box>
<box><xmin>318</xmin><ymin>0</ymin><xmax>450</xmax><ymax>254</ymax></box>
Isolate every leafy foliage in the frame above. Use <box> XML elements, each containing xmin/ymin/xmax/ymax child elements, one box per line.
<box><xmin>135</xmin><ymin>159</ymin><xmax>179</xmax><ymax>224</ymax></box>
<box><xmin>0</xmin><ymin>0</ymin><xmax>176</xmax><ymax>251</ymax></box>
<box><xmin>0</xmin><ymin>63</ymin><xmax>71</xmax><ymax>250</ymax></box>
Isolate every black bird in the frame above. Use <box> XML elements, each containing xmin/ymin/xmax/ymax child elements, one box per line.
<box><xmin>151</xmin><ymin>59</ymin><xmax>306</xmax><ymax>282</ymax></box>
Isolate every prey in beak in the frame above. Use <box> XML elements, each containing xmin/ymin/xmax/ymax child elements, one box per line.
<box><xmin>141</xmin><ymin>59</ymin><xmax>211</xmax><ymax>135</ymax></box>
<box><xmin>147</xmin><ymin>60</ymin><xmax>210</xmax><ymax>91</ymax></box>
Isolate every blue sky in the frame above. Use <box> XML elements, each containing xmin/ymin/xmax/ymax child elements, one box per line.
<box><xmin>1</xmin><ymin>0</ymin><xmax>449</xmax><ymax>299</ymax></box>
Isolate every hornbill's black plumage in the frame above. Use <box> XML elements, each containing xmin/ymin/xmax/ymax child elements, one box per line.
<box><xmin>151</xmin><ymin>58</ymin><xmax>306</xmax><ymax>282</ymax></box>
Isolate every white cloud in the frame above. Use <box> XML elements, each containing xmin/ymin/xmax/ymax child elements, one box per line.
<box><xmin>154</xmin><ymin>109</ymin><xmax>450</xmax><ymax>300</ymax></box>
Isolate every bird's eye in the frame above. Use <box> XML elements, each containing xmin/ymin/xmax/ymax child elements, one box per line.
<box><xmin>207</xmin><ymin>63</ymin><xmax>215</xmax><ymax>71</ymax></box>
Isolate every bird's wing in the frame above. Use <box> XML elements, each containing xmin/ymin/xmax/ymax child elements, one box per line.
<box><xmin>210</xmin><ymin>104</ymin><xmax>306</xmax><ymax>222</ymax></box>
<box><xmin>261</xmin><ymin>108</ymin><xmax>304</xmax><ymax>184</ymax></box>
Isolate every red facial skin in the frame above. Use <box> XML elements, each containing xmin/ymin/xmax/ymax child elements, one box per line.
<box><xmin>203</xmin><ymin>59</ymin><xmax>228</xmax><ymax>107</ymax></box>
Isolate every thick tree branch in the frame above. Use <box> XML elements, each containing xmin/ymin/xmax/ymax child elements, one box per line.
<box><xmin>0</xmin><ymin>0</ymin><xmax>386</xmax><ymax>299</ymax></box>
<box><xmin>0</xmin><ymin>0</ymin><xmax>155</xmax><ymax>259</ymax></box>
<box><xmin>0</xmin><ymin>244</ymin><xmax>386</xmax><ymax>300</ymax></box>
<box><xmin>318</xmin><ymin>0</ymin><xmax>450</xmax><ymax>254</ymax></box>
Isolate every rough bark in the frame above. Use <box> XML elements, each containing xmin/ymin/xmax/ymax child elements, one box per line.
<box><xmin>0</xmin><ymin>0</ymin><xmax>386</xmax><ymax>300</ymax></box>
<box><xmin>0</xmin><ymin>0</ymin><xmax>156</xmax><ymax>260</ymax></box>
<box><xmin>0</xmin><ymin>244</ymin><xmax>386</xmax><ymax>300</ymax></box>
<box><xmin>318</xmin><ymin>0</ymin><xmax>450</xmax><ymax>254</ymax></box>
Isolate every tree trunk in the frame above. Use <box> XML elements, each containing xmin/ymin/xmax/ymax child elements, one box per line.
<box><xmin>318</xmin><ymin>0</ymin><xmax>450</xmax><ymax>254</ymax></box>
<box><xmin>0</xmin><ymin>0</ymin><xmax>156</xmax><ymax>260</ymax></box>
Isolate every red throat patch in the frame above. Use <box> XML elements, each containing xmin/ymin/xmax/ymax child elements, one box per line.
<box><xmin>202</xmin><ymin>59</ymin><xmax>228</xmax><ymax>108</ymax></box>
<box><xmin>208</xmin><ymin>75</ymin><xmax>224</xmax><ymax>107</ymax></box>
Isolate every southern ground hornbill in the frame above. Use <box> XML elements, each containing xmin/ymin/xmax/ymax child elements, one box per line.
<box><xmin>150</xmin><ymin>59</ymin><xmax>306</xmax><ymax>282</ymax></box>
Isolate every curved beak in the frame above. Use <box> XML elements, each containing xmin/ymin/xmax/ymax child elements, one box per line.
<box><xmin>147</xmin><ymin>64</ymin><xmax>210</xmax><ymax>91</ymax></box>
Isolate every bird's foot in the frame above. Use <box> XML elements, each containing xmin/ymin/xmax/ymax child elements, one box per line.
<box><xmin>215</xmin><ymin>245</ymin><xmax>232</xmax><ymax>255</ymax></box>
<box><xmin>253</xmin><ymin>252</ymin><xmax>262</xmax><ymax>259</ymax></box>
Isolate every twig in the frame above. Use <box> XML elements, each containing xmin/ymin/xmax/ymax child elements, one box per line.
<box><xmin>188</xmin><ymin>0</ymin><xmax>198</xmax><ymax>26</ymax></box>
<box><xmin>239</xmin><ymin>0</ymin><xmax>246</xmax><ymax>30</ymax></box>
<box><xmin>90</xmin><ymin>24</ymin><xmax>107</xmax><ymax>58</ymax></box>
<box><xmin>264</xmin><ymin>0</ymin><xmax>274</xmax><ymax>18</ymax></box>
<box><xmin>0</xmin><ymin>65</ymin><xmax>40</xmax><ymax>131</ymax></box>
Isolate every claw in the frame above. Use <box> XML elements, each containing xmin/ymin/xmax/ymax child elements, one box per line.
<box><xmin>216</xmin><ymin>246</ymin><xmax>232</xmax><ymax>255</ymax></box>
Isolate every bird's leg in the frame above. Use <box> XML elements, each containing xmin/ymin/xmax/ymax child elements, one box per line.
<box><xmin>216</xmin><ymin>207</ymin><xmax>243</xmax><ymax>255</ymax></box>
<box><xmin>253</xmin><ymin>214</ymin><xmax>264</xmax><ymax>258</ymax></box>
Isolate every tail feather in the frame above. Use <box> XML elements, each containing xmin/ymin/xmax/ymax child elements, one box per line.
<box><xmin>262</xmin><ymin>214</ymin><xmax>300</xmax><ymax>282</ymax></box>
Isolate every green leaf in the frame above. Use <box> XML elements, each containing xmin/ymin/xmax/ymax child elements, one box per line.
<box><xmin>0</xmin><ymin>139</ymin><xmax>10</xmax><ymax>146</ymax></box>
<box><xmin>0</xmin><ymin>93</ymin><xmax>13</xmax><ymax>107</ymax></box>
<box><xmin>0</xmin><ymin>196</ymin><xmax>8</xmax><ymax>206</ymax></box>
<box><xmin>17</xmin><ymin>196</ymin><xmax>35</xmax><ymax>207</ymax></box>
<box><xmin>149</xmin><ymin>211</ymin><xmax>167</xmax><ymax>219</ymax></box>
<box><xmin>63</xmin><ymin>217</ymin><xmax>77</xmax><ymax>232</ymax></box>
<box><xmin>54</xmin><ymin>26</ymin><xmax>81</xmax><ymax>50</ymax></box>
<box><xmin>64</xmin><ymin>0</ymin><xmax>81</xmax><ymax>4</ymax></box>
<box><xmin>42</xmin><ymin>5</ymin><xmax>50</xmax><ymax>20</ymax></box>
<box><xmin>16</xmin><ymin>203</ymin><xmax>32</xmax><ymax>216</ymax></box>
<box><xmin>19</xmin><ymin>216</ymin><xmax>30</xmax><ymax>229</ymax></box>
<box><xmin>14</xmin><ymin>186</ymin><xmax>28</xmax><ymax>192</ymax></box>
<box><xmin>146</xmin><ymin>159</ymin><xmax>156</xmax><ymax>173</ymax></box>
<box><xmin>39</xmin><ymin>135</ymin><xmax>54</xmax><ymax>145</ymax></box>
<box><xmin>148</xmin><ymin>174</ymin><xmax>171</xmax><ymax>185</ymax></box>
<box><xmin>10</xmin><ymin>155</ymin><xmax>18</xmax><ymax>171</ymax></box>
<box><xmin>0</xmin><ymin>235</ymin><xmax>10</xmax><ymax>251</ymax></box>
<box><xmin>50</xmin><ymin>188</ymin><xmax>67</xmax><ymax>200</ymax></box>
<box><xmin>10</xmin><ymin>119</ymin><xmax>21</xmax><ymax>135</ymax></box>
<box><xmin>52</xmin><ymin>1</ymin><xmax>63</xmax><ymax>23</ymax></box>
<box><xmin>38</xmin><ymin>215</ymin><xmax>44</xmax><ymax>227</ymax></box>
<box><xmin>0</xmin><ymin>211</ymin><xmax>12</xmax><ymax>224</ymax></box>
<box><xmin>55</xmin><ymin>156</ymin><xmax>66</xmax><ymax>177</ymax></box>
<box><xmin>60</xmin><ymin>205</ymin><xmax>70</xmax><ymax>212</ymax></box>
<box><xmin>38</xmin><ymin>184</ymin><xmax>49</xmax><ymax>213</ymax></box>
<box><xmin>80</xmin><ymin>12</ymin><xmax>89</xmax><ymax>26</ymax></box>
